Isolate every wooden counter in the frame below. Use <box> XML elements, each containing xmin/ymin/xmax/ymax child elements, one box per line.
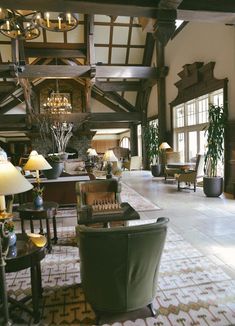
<box><xmin>24</xmin><ymin>175</ymin><xmax>91</xmax><ymax>206</ymax></box>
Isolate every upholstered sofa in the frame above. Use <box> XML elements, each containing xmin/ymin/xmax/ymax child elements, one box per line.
<box><xmin>64</xmin><ymin>159</ymin><xmax>86</xmax><ymax>175</ymax></box>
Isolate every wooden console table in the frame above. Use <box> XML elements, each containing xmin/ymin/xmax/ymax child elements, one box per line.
<box><xmin>24</xmin><ymin>175</ymin><xmax>91</xmax><ymax>206</ymax></box>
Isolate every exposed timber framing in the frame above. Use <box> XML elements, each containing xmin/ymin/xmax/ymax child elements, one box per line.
<box><xmin>0</xmin><ymin>65</ymin><xmax>159</xmax><ymax>80</ymax></box>
<box><xmin>0</xmin><ymin>112</ymin><xmax>140</xmax><ymax>131</ymax></box>
<box><xmin>95</xmin><ymin>81</ymin><xmax>141</xmax><ymax>92</ymax></box>
<box><xmin>24</xmin><ymin>48</ymin><xmax>86</xmax><ymax>58</ymax></box>
<box><xmin>2</xmin><ymin>0</ymin><xmax>234</xmax><ymax>20</ymax></box>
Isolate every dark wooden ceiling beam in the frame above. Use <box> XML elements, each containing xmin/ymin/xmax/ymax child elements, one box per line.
<box><xmin>178</xmin><ymin>0</ymin><xmax>235</xmax><ymax>13</ymax></box>
<box><xmin>24</xmin><ymin>42</ymin><xmax>86</xmax><ymax>50</ymax></box>
<box><xmin>1</xmin><ymin>0</ymin><xmax>234</xmax><ymax>22</ymax></box>
<box><xmin>0</xmin><ymin>112</ymin><xmax>140</xmax><ymax>131</ymax></box>
<box><xmin>0</xmin><ymin>0</ymin><xmax>160</xmax><ymax>18</ymax></box>
<box><xmin>91</xmin><ymin>89</ymin><xmax>127</xmax><ymax>113</ymax></box>
<box><xmin>89</xmin><ymin>122</ymin><xmax>130</xmax><ymax>129</ymax></box>
<box><xmin>90</xmin><ymin>112</ymin><xmax>141</xmax><ymax>122</ymax></box>
<box><xmin>105</xmin><ymin>92</ymin><xmax>136</xmax><ymax>112</ymax></box>
<box><xmin>0</xmin><ymin>92</ymin><xmax>24</xmax><ymax>115</ymax></box>
<box><xmin>95</xmin><ymin>81</ymin><xmax>141</xmax><ymax>92</ymax></box>
<box><xmin>24</xmin><ymin>48</ymin><xmax>86</xmax><ymax>58</ymax></box>
<box><xmin>0</xmin><ymin>64</ymin><xmax>159</xmax><ymax>79</ymax></box>
<box><xmin>0</xmin><ymin>82</ymin><xmax>16</xmax><ymax>93</ymax></box>
<box><xmin>159</xmin><ymin>0</ymin><xmax>183</xmax><ymax>9</ymax></box>
<box><xmin>0</xmin><ymin>115</ymin><xmax>27</xmax><ymax>130</ymax></box>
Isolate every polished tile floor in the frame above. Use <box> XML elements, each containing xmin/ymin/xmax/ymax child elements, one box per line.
<box><xmin>15</xmin><ymin>170</ymin><xmax>235</xmax><ymax>280</ymax></box>
<box><xmin>122</xmin><ymin>170</ymin><xmax>235</xmax><ymax>279</ymax></box>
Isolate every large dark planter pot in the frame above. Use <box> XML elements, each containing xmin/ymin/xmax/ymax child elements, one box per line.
<box><xmin>43</xmin><ymin>161</ymin><xmax>64</xmax><ymax>179</ymax></box>
<box><xmin>151</xmin><ymin>164</ymin><xmax>162</xmax><ymax>177</ymax></box>
<box><xmin>203</xmin><ymin>176</ymin><xmax>223</xmax><ymax>197</ymax></box>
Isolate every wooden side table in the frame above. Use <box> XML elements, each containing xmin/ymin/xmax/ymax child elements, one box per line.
<box><xmin>5</xmin><ymin>233</ymin><xmax>46</xmax><ymax>323</ymax></box>
<box><xmin>17</xmin><ymin>201</ymin><xmax>59</xmax><ymax>253</ymax></box>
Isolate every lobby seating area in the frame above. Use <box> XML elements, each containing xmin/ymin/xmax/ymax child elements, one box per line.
<box><xmin>4</xmin><ymin>170</ymin><xmax>235</xmax><ymax>325</ymax></box>
<box><xmin>1</xmin><ymin>1</ymin><xmax>235</xmax><ymax>325</ymax></box>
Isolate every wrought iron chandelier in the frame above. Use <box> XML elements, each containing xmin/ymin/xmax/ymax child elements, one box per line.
<box><xmin>0</xmin><ymin>8</ymin><xmax>78</xmax><ymax>39</ymax></box>
<box><xmin>32</xmin><ymin>12</ymin><xmax>78</xmax><ymax>32</ymax></box>
<box><xmin>0</xmin><ymin>9</ymin><xmax>40</xmax><ymax>40</ymax></box>
<box><xmin>43</xmin><ymin>80</ymin><xmax>72</xmax><ymax>115</ymax></box>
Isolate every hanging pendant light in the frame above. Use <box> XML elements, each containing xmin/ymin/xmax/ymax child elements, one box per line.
<box><xmin>43</xmin><ymin>80</ymin><xmax>72</xmax><ymax>115</ymax></box>
<box><xmin>0</xmin><ymin>8</ymin><xmax>78</xmax><ymax>40</ymax></box>
<box><xmin>0</xmin><ymin>8</ymin><xmax>40</xmax><ymax>40</ymax></box>
<box><xmin>32</xmin><ymin>12</ymin><xmax>78</xmax><ymax>32</ymax></box>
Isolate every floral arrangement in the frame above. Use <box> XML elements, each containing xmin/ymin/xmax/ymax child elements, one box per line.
<box><xmin>32</xmin><ymin>185</ymin><xmax>44</xmax><ymax>198</ymax></box>
<box><xmin>4</xmin><ymin>221</ymin><xmax>15</xmax><ymax>233</ymax></box>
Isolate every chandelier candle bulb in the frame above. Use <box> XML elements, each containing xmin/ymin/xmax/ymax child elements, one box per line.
<box><xmin>58</xmin><ymin>17</ymin><xmax>62</xmax><ymax>29</ymax></box>
<box><xmin>46</xmin><ymin>12</ymin><xmax>50</xmax><ymax>28</ymax></box>
<box><xmin>67</xmin><ymin>13</ymin><xmax>71</xmax><ymax>24</ymax></box>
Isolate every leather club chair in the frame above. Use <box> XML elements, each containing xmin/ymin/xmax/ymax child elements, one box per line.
<box><xmin>76</xmin><ymin>217</ymin><xmax>169</xmax><ymax>323</ymax></box>
<box><xmin>76</xmin><ymin>178</ymin><xmax>122</xmax><ymax>225</ymax></box>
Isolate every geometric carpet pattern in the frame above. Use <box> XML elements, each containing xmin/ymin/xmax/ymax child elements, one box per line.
<box><xmin>5</xmin><ymin>225</ymin><xmax>235</xmax><ymax>325</ymax></box>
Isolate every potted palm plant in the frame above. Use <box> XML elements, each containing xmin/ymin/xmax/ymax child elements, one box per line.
<box><xmin>144</xmin><ymin>121</ymin><xmax>161</xmax><ymax>176</ymax></box>
<box><xmin>203</xmin><ymin>103</ymin><xmax>227</xmax><ymax>197</ymax></box>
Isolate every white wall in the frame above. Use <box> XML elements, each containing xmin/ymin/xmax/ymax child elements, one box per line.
<box><xmin>90</xmin><ymin>97</ymin><xmax>114</xmax><ymax>112</ymax></box>
<box><xmin>165</xmin><ymin>22</ymin><xmax>235</xmax><ymax>127</ymax></box>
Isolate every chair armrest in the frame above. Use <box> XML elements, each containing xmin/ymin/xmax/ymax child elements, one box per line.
<box><xmin>77</xmin><ymin>205</ymin><xmax>92</xmax><ymax>224</ymax></box>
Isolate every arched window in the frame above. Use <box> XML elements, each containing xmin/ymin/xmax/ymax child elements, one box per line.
<box><xmin>120</xmin><ymin>137</ymin><xmax>130</xmax><ymax>149</ymax></box>
<box><xmin>170</xmin><ymin>62</ymin><xmax>227</xmax><ymax>173</ymax></box>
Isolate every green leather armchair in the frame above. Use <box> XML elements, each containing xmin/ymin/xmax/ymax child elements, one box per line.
<box><xmin>76</xmin><ymin>217</ymin><xmax>169</xmax><ymax>322</ymax></box>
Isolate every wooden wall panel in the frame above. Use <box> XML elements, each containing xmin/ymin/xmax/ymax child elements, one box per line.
<box><xmin>91</xmin><ymin>139</ymin><xmax>119</xmax><ymax>154</ymax></box>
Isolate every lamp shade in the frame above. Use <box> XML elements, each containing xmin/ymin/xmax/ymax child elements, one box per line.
<box><xmin>103</xmin><ymin>150</ymin><xmax>118</xmax><ymax>162</ymax></box>
<box><xmin>23</xmin><ymin>151</ymin><xmax>52</xmax><ymax>171</ymax></box>
<box><xmin>88</xmin><ymin>149</ymin><xmax>98</xmax><ymax>156</ymax></box>
<box><xmin>159</xmin><ymin>142</ymin><xmax>171</xmax><ymax>150</ymax></box>
<box><xmin>0</xmin><ymin>156</ymin><xmax>33</xmax><ymax>196</ymax></box>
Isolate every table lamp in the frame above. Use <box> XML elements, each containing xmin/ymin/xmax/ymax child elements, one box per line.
<box><xmin>103</xmin><ymin>150</ymin><xmax>118</xmax><ymax>179</ymax></box>
<box><xmin>23</xmin><ymin>150</ymin><xmax>52</xmax><ymax>185</ymax></box>
<box><xmin>0</xmin><ymin>154</ymin><xmax>33</xmax><ymax>324</ymax></box>
<box><xmin>159</xmin><ymin>142</ymin><xmax>171</xmax><ymax>165</ymax></box>
<box><xmin>88</xmin><ymin>148</ymin><xmax>98</xmax><ymax>163</ymax></box>
<box><xmin>0</xmin><ymin>155</ymin><xmax>33</xmax><ymax>214</ymax></box>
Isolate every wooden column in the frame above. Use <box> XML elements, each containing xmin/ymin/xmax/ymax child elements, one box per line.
<box><xmin>154</xmin><ymin>10</ymin><xmax>176</xmax><ymax>143</ymax></box>
<box><xmin>84</xmin><ymin>14</ymin><xmax>95</xmax><ymax>113</ymax></box>
<box><xmin>156</xmin><ymin>39</ymin><xmax>167</xmax><ymax>144</ymax></box>
<box><xmin>130</xmin><ymin>123</ymin><xmax>138</xmax><ymax>156</ymax></box>
<box><xmin>140</xmin><ymin>86</ymin><xmax>152</xmax><ymax>169</ymax></box>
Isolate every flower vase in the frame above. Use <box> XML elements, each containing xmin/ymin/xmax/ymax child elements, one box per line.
<box><xmin>8</xmin><ymin>232</ymin><xmax>17</xmax><ymax>247</ymax></box>
<box><xmin>34</xmin><ymin>195</ymin><xmax>43</xmax><ymax>208</ymax></box>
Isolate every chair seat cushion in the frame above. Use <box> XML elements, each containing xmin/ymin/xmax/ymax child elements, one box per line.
<box><xmin>85</xmin><ymin>192</ymin><xmax>115</xmax><ymax>205</ymax></box>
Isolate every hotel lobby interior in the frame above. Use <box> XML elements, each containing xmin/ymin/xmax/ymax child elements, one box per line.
<box><xmin>0</xmin><ymin>1</ymin><xmax>235</xmax><ymax>325</ymax></box>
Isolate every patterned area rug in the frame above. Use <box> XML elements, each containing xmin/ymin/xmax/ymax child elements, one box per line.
<box><xmin>6</xmin><ymin>225</ymin><xmax>235</xmax><ymax>325</ymax></box>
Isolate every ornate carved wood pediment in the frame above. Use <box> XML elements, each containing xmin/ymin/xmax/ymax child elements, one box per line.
<box><xmin>170</xmin><ymin>61</ymin><xmax>227</xmax><ymax>107</ymax></box>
